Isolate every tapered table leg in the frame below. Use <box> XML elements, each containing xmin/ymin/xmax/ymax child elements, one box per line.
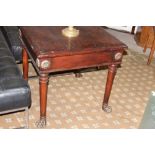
<box><xmin>102</xmin><ymin>64</ymin><xmax>117</xmax><ymax>113</ymax></box>
<box><xmin>131</xmin><ymin>26</ymin><xmax>136</xmax><ymax>34</ymax></box>
<box><xmin>147</xmin><ymin>39</ymin><xmax>155</xmax><ymax>65</ymax></box>
<box><xmin>22</xmin><ymin>48</ymin><xmax>29</xmax><ymax>80</ymax></box>
<box><xmin>75</xmin><ymin>72</ymin><xmax>83</xmax><ymax>78</ymax></box>
<box><xmin>36</xmin><ymin>74</ymin><xmax>49</xmax><ymax>128</ymax></box>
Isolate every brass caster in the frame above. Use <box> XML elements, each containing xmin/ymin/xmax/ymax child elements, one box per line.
<box><xmin>102</xmin><ymin>104</ymin><xmax>112</xmax><ymax>113</ymax></box>
<box><xmin>36</xmin><ymin>118</ymin><xmax>46</xmax><ymax>128</ymax></box>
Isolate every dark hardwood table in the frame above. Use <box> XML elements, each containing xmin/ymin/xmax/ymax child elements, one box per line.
<box><xmin>20</xmin><ymin>26</ymin><xmax>127</xmax><ymax>128</ymax></box>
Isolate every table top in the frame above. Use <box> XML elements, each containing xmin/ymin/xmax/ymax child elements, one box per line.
<box><xmin>21</xmin><ymin>26</ymin><xmax>127</xmax><ymax>58</ymax></box>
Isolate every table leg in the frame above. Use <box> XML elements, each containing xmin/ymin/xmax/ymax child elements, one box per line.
<box><xmin>75</xmin><ymin>72</ymin><xmax>83</xmax><ymax>78</ymax></box>
<box><xmin>22</xmin><ymin>48</ymin><xmax>29</xmax><ymax>80</ymax></box>
<box><xmin>36</xmin><ymin>74</ymin><xmax>49</xmax><ymax>128</ymax></box>
<box><xmin>131</xmin><ymin>26</ymin><xmax>136</xmax><ymax>34</ymax></box>
<box><xmin>102</xmin><ymin>64</ymin><xmax>117</xmax><ymax>113</ymax></box>
<box><xmin>147</xmin><ymin>39</ymin><xmax>155</xmax><ymax>65</ymax></box>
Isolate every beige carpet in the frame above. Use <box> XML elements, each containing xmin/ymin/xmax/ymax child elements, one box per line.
<box><xmin>0</xmin><ymin>49</ymin><xmax>155</xmax><ymax>129</ymax></box>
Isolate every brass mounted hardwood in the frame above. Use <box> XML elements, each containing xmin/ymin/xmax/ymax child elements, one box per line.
<box><xmin>20</xmin><ymin>26</ymin><xmax>127</xmax><ymax>128</ymax></box>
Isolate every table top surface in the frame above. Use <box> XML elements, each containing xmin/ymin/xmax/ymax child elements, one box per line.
<box><xmin>21</xmin><ymin>26</ymin><xmax>127</xmax><ymax>58</ymax></box>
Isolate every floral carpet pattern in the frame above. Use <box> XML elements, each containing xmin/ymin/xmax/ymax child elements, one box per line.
<box><xmin>0</xmin><ymin>49</ymin><xmax>155</xmax><ymax>129</ymax></box>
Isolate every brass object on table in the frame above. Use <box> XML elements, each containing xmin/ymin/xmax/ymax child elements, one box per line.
<box><xmin>62</xmin><ymin>26</ymin><xmax>79</xmax><ymax>38</ymax></box>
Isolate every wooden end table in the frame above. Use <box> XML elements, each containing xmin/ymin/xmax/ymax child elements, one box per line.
<box><xmin>20</xmin><ymin>26</ymin><xmax>127</xmax><ymax>128</ymax></box>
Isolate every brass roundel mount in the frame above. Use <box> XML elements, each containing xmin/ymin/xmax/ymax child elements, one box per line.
<box><xmin>114</xmin><ymin>52</ymin><xmax>122</xmax><ymax>61</ymax></box>
<box><xmin>41</xmin><ymin>60</ymin><xmax>51</xmax><ymax>69</ymax></box>
<box><xmin>62</xmin><ymin>26</ymin><xmax>79</xmax><ymax>38</ymax></box>
<box><xmin>36</xmin><ymin>59</ymin><xmax>51</xmax><ymax>69</ymax></box>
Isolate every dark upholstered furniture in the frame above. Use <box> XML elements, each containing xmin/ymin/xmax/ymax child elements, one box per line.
<box><xmin>1</xmin><ymin>26</ymin><xmax>23</xmax><ymax>61</ymax></box>
<box><xmin>0</xmin><ymin>27</ymin><xmax>31</xmax><ymax>128</ymax></box>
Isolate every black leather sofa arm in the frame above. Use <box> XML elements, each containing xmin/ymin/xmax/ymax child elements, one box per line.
<box><xmin>0</xmin><ymin>28</ymin><xmax>31</xmax><ymax>117</ymax></box>
<box><xmin>1</xmin><ymin>26</ymin><xmax>23</xmax><ymax>61</ymax></box>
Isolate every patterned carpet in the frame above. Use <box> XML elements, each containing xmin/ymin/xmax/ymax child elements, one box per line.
<box><xmin>0</xmin><ymin>49</ymin><xmax>155</xmax><ymax>129</ymax></box>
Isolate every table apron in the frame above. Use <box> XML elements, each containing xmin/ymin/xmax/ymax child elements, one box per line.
<box><xmin>38</xmin><ymin>51</ymin><xmax>122</xmax><ymax>73</ymax></box>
